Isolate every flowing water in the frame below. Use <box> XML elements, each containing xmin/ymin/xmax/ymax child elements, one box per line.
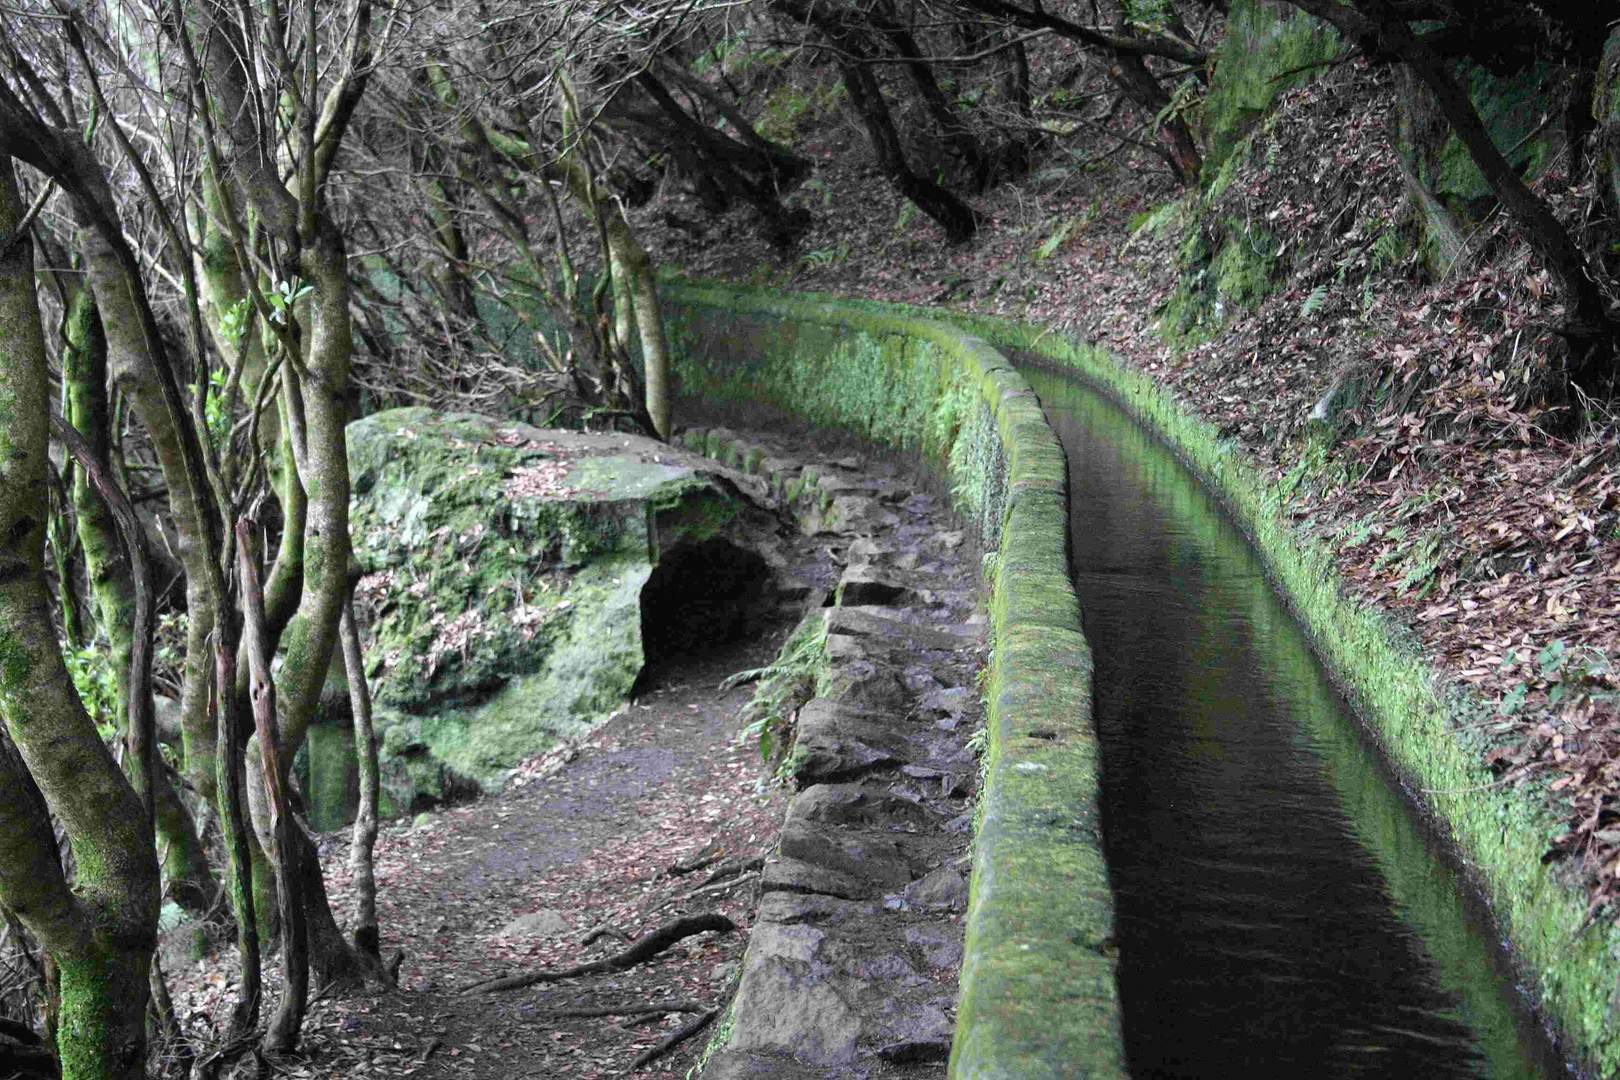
<box><xmin>1021</xmin><ymin>364</ymin><xmax>1558</xmax><ymax>1079</ymax></box>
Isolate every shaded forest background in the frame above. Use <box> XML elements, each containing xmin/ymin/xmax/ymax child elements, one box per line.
<box><xmin>2</xmin><ymin>0</ymin><xmax>1619</xmax><ymax>1077</ymax></box>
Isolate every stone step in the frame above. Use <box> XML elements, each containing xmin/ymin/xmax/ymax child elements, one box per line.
<box><xmin>789</xmin><ymin>783</ymin><xmax>941</xmax><ymax>833</ymax></box>
<box><xmin>835</xmin><ymin>564</ymin><xmax>914</xmax><ymax>607</ymax></box>
<box><xmin>792</xmin><ymin>699</ymin><xmax>911</xmax><ymax>785</ymax></box>
<box><xmin>720</xmin><ymin>892</ymin><xmax>958</xmax><ymax>1073</ymax></box>
<box><xmin>776</xmin><ymin>819</ymin><xmax>921</xmax><ymax>892</ymax></box>
<box><xmin>800</xmin><ymin>494</ymin><xmax>902</xmax><ymax>537</ymax></box>
<box><xmin>824</xmin><ymin>608</ymin><xmax>972</xmax><ymax>653</ymax></box>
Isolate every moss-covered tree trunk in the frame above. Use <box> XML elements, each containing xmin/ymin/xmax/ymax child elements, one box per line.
<box><xmin>62</xmin><ymin>274</ymin><xmax>217</xmax><ymax>912</ymax></box>
<box><xmin>196</xmin><ymin>174</ymin><xmax>308</xmax><ymax>639</ymax></box>
<box><xmin>551</xmin><ymin>133</ymin><xmax>672</xmax><ymax>439</ymax></box>
<box><xmin>183</xmin><ymin>0</ymin><xmax>383</xmax><ymax>988</ymax></box>
<box><xmin>0</xmin><ymin>154</ymin><xmax>158</xmax><ymax>1080</ymax></box>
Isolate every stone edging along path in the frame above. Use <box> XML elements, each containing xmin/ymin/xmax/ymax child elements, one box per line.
<box><xmin>662</xmin><ymin>283</ymin><xmax>1124</xmax><ymax>1078</ymax></box>
<box><xmin>664</xmin><ymin>280</ymin><xmax>1620</xmax><ymax>1078</ymax></box>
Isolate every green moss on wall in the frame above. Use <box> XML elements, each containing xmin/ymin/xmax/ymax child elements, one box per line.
<box><xmin>1159</xmin><ymin>215</ymin><xmax>1280</xmax><ymax>346</ymax></box>
<box><xmin>1200</xmin><ymin>0</ymin><xmax>1339</xmax><ymax>181</ymax></box>
<box><xmin>1430</xmin><ymin>62</ymin><xmax>1554</xmax><ymax>214</ymax></box>
<box><xmin>661</xmin><ymin>280</ymin><xmax>1124</xmax><ymax>1080</ymax></box>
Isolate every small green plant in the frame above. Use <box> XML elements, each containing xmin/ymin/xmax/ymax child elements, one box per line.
<box><xmin>266</xmin><ymin>276</ymin><xmax>313</xmax><ymax>325</ymax></box>
<box><xmin>965</xmin><ymin>723</ymin><xmax>988</xmax><ymax>758</ymax></box>
<box><xmin>893</xmin><ymin>200</ymin><xmax>919</xmax><ymax>236</ymax></box>
<box><xmin>1367</xmin><ymin>524</ymin><xmax>1409</xmax><ymax>574</ymax></box>
<box><xmin>799</xmin><ymin>242</ymin><xmax>850</xmax><ymax>270</ymax></box>
<box><xmin>1369</xmin><ymin>223</ymin><xmax>1405</xmax><ymax>273</ymax></box>
<box><xmin>800</xmin><ymin>177</ymin><xmax>834</xmax><ymax>209</ymax></box>
<box><xmin>1040</xmin><ymin>86</ymin><xmax>1086</xmax><ymax>112</ymax></box>
<box><xmin>1275</xmin><ymin>433</ymin><xmax>1343</xmax><ymax>504</ymax></box>
<box><xmin>924</xmin><ymin>378</ymin><xmax>973</xmax><ymax>458</ymax></box>
<box><xmin>65</xmin><ymin>643</ymin><xmax>120</xmax><ymax>740</ymax></box>
<box><xmin>1337</xmin><ymin>517</ymin><xmax>1376</xmax><ymax>550</ymax></box>
<box><xmin>1032</xmin><ymin>218</ymin><xmax>1076</xmax><ymax>263</ymax></box>
<box><xmin>1497</xmin><ymin>641</ymin><xmax>1616</xmax><ymax>716</ymax></box>
<box><xmin>758</xmin><ymin>79</ymin><xmax>844</xmax><ymax>144</ymax></box>
<box><xmin>727</xmin><ymin>614</ymin><xmax>827</xmax><ymax>774</ymax></box>
<box><xmin>1300</xmin><ymin>283</ymin><xmax>1330</xmax><ymax>318</ymax></box>
<box><xmin>1397</xmin><ymin>528</ymin><xmax>1448</xmax><ymax>596</ymax></box>
<box><xmin>217</xmin><ymin>295</ymin><xmax>254</xmax><ymax>347</ymax></box>
<box><xmin>186</xmin><ymin>367</ymin><xmax>233</xmax><ymax>452</ymax></box>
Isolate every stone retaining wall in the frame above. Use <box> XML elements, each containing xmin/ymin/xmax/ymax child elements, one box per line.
<box><xmin>662</xmin><ymin>282</ymin><xmax>1127</xmax><ymax>1078</ymax></box>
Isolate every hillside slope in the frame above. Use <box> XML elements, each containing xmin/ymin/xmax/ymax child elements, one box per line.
<box><xmin>637</xmin><ymin>5</ymin><xmax>1620</xmax><ymax>926</ymax></box>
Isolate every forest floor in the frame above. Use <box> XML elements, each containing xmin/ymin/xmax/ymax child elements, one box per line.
<box><xmin>164</xmin><ymin>428</ymin><xmax>979</xmax><ymax>1080</ymax></box>
<box><xmin>170</xmin><ymin>635</ymin><xmax>789</xmax><ymax>1080</ymax></box>
<box><xmin>639</xmin><ymin>63</ymin><xmax>1620</xmax><ymax>910</ymax></box>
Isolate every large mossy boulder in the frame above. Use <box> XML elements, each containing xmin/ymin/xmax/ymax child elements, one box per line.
<box><xmin>345</xmin><ymin>408</ymin><xmax>774</xmax><ymax>811</ymax></box>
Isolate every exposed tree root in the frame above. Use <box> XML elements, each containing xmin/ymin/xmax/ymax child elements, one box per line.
<box><xmin>0</xmin><ymin>1017</ymin><xmax>57</xmax><ymax>1080</ymax></box>
<box><xmin>699</xmin><ymin>854</ymin><xmax>764</xmax><ymax>889</ymax></box>
<box><xmin>626</xmin><ymin>1006</ymin><xmax>720</xmax><ymax>1073</ymax></box>
<box><xmin>532</xmin><ymin>1000</ymin><xmax>708</xmax><ymax>1019</ymax></box>
<box><xmin>465</xmin><ymin>914</ymin><xmax>737</xmax><ymax>994</ymax></box>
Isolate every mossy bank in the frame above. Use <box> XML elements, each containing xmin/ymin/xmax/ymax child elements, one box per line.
<box><xmin>661</xmin><ymin>281</ymin><xmax>1125</xmax><ymax>1078</ymax></box>
<box><xmin>340</xmin><ymin>408</ymin><xmax>772</xmax><ymax>815</ymax></box>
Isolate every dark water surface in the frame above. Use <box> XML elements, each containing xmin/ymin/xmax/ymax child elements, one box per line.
<box><xmin>1021</xmin><ymin>365</ymin><xmax>1555</xmax><ymax>1079</ymax></box>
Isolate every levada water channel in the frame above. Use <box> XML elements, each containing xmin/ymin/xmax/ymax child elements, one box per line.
<box><xmin>1020</xmin><ymin>362</ymin><xmax>1564</xmax><ymax>1078</ymax></box>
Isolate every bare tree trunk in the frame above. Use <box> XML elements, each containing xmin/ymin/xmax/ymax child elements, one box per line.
<box><xmin>872</xmin><ymin>14</ymin><xmax>994</xmax><ymax>189</ymax></box>
<box><xmin>341</xmin><ymin>602</ymin><xmax>382</xmax><ymax>961</ymax></box>
<box><xmin>214</xmin><ymin>607</ymin><xmax>264</xmax><ymax>1033</ymax></box>
<box><xmin>1107</xmin><ymin>52</ymin><xmax>1203</xmax><ymax>185</ymax></box>
<box><xmin>552</xmin><ymin>107</ymin><xmax>673</xmax><ymax>438</ymax></box>
<box><xmin>837</xmin><ymin>58</ymin><xmax>981</xmax><ymax>243</ymax></box>
<box><xmin>616</xmin><ymin>236</ymin><xmax>672</xmax><ymax>441</ymax></box>
<box><xmin>237</xmin><ymin>521</ymin><xmax>308</xmax><ymax>1055</ymax></box>
<box><xmin>627</xmin><ymin>73</ymin><xmax>811</xmax><ymax>245</ymax></box>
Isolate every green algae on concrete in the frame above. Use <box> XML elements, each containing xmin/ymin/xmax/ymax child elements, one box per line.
<box><xmin>659</xmin><ymin>281</ymin><xmax>1125</xmax><ymax>1079</ymax></box>
<box><xmin>346</xmin><ymin>407</ymin><xmax>753</xmax><ymax>811</ymax></box>
<box><xmin>933</xmin><ymin>310</ymin><xmax>1620</xmax><ymax>1078</ymax></box>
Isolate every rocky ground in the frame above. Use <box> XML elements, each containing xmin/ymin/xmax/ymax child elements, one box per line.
<box><xmin>164</xmin><ymin>424</ymin><xmax>984</xmax><ymax>1080</ymax></box>
<box><xmin>681</xmin><ymin>427</ymin><xmax>984</xmax><ymax>1079</ymax></box>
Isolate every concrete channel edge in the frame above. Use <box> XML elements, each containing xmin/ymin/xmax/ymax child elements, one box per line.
<box><xmin>944</xmin><ymin>310</ymin><xmax>1620</xmax><ymax>1079</ymax></box>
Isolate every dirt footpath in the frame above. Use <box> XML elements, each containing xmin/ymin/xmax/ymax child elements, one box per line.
<box><xmin>166</xmin><ymin>430</ymin><xmax>983</xmax><ymax>1080</ymax></box>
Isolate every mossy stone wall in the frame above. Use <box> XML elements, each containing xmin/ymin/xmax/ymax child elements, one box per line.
<box><xmin>661</xmin><ymin>282</ymin><xmax>1126</xmax><ymax>1079</ymax></box>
